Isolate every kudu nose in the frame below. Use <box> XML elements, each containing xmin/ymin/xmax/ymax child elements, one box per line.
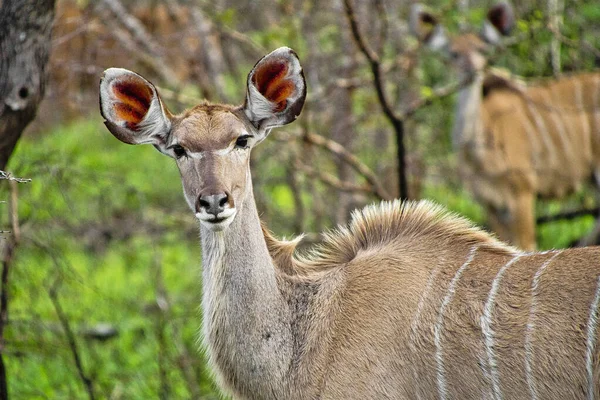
<box><xmin>196</xmin><ymin>192</ymin><xmax>230</xmax><ymax>217</ymax></box>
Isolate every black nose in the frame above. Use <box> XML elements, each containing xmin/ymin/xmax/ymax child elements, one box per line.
<box><xmin>196</xmin><ymin>193</ymin><xmax>230</xmax><ymax>217</ymax></box>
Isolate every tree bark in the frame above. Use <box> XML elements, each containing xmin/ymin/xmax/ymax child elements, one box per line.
<box><xmin>0</xmin><ymin>0</ymin><xmax>56</xmax><ymax>170</ymax></box>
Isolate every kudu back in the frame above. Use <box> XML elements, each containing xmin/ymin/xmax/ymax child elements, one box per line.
<box><xmin>99</xmin><ymin>47</ymin><xmax>600</xmax><ymax>399</ymax></box>
<box><xmin>411</xmin><ymin>3</ymin><xmax>600</xmax><ymax>251</ymax></box>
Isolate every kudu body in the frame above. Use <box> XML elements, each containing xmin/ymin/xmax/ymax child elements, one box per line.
<box><xmin>100</xmin><ymin>48</ymin><xmax>600</xmax><ymax>399</ymax></box>
<box><xmin>412</xmin><ymin>3</ymin><xmax>600</xmax><ymax>251</ymax></box>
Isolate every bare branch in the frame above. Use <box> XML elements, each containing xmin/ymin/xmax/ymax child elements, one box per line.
<box><xmin>537</xmin><ymin>207</ymin><xmax>600</xmax><ymax>225</ymax></box>
<box><xmin>374</xmin><ymin>0</ymin><xmax>388</xmax><ymax>57</ymax></box>
<box><xmin>343</xmin><ymin>0</ymin><xmax>408</xmax><ymax>200</ymax></box>
<box><xmin>297</xmin><ymin>162</ymin><xmax>376</xmax><ymax>197</ymax></box>
<box><xmin>278</xmin><ymin>131</ymin><xmax>392</xmax><ymax>201</ymax></box>
<box><xmin>402</xmin><ymin>75</ymin><xmax>474</xmax><ymax>118</ymax></box>
<box><xmin>94</xmin><ymin>0</ymin><xmax>181</xmax><ymax>88</ymax></box>
<box><xmin>547</xmin><ymin>25</ymin><xmax>600</xmax><ymax>59</ymax></box>
<box><xmin>49</xmin><ymin>282</ymin><xmax>96</xmax><ymax>400</ymax></box>
<box><xmin>0</xmin><ymin>171</ymin><xmax>31</xmax><ymax>183</ymax></box>
<box><xmin>98</xmin><ymin>0</ymin><xmax>163</xmax><ymax>58</ymax></box>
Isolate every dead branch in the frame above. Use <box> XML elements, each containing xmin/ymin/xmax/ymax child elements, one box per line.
<box><xmin>98</xmin><ymin>0</ymin><xmax>163</xmax><ymax>58</ymax></box>
<box><xmin>374</xmin><ymin>0</ymin><xmax>388</xmax><ymax>57</ymax></box>
<box><xmin>0</xmin><ymin>170</ymin><xmax>31</xmax><ymax>183</ymax></box>
<box><xmin>277</xmin><ymin>131</ymin><xmax>392</xmax><ymax>201</ymax></box>
<box><xmin>343</xmin><ymin>0</ymin><xmax>408</xmax><ymax>200</ymax></box>
<box><xmin>49</xmin><ymin>281</ymin><xmax>96</xmax><ymax>400</ymax></box>
<box><xmin>547</xmin><ymin>25</ymin><xmax>600</xmax><ymax>60</ymax></box>
<box><xmin>94</xmin><ymin>0</ymin><xmax>181</xmax><ymax>88</ymax></box>
<box><xmin>296</xmin><ymin>162</ymin><xmax>376</xmax><ymax>197</ymax></box>
<box><xmin>536</xmin><ymin>207</ymin><xmax>600</xmax><ymax>225</ymax></box>
<box><xmin>402</xmin><ymin>75</ymin><xmax>474</xmax><ymax>118</ymax></box>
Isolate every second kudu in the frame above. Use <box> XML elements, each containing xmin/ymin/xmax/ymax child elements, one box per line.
<box><xmin>100</xmin><ymin>47</ymin><xmax>600</xmax><ymax>399</ymax></box>
<box><xmin>411</xmin><ymin>3</ymin><xmax>600</xmax><ymax>251</ymax></box>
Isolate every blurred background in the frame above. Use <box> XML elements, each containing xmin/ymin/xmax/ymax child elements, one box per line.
<box><xmin>1</xmin><ymin>0</ymin><xmax>600</xmax><ymax>398</ymax></box>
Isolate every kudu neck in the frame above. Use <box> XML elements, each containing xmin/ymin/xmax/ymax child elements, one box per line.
<box><xmin>199</xmin><ymin>182</ymin><xmax>293</xmax><ymax>397</ymax></box>
<box><xmin>452</xmin><ymin>71</ymin><xmax>485</xmax><ymax>149</ymax></box>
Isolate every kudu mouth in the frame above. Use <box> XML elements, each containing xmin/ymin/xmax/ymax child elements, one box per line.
<box><xmin>196</xmin><ymin>207</ymin><xmax>237</xmax><ymax>231</ymax></box>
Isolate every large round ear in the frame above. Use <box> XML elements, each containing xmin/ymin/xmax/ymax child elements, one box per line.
<box><xmin>99</xmin><ymin>68</ymin><xmax>173</xmax><ymax>154</ymax></box>
<box><xmin>409</xmin><ymin>4</ymin><xmax>448</xmax><ymax>51</ymax></box>
<box><xmin>243</xmin><ymin>47</ymin><xmax>306</xmax><ymax>133</ymax></box>
<box><xmin>481</xmin><ymin>2</ymin><xmax>514</xmax><ymax>45</ymax></box>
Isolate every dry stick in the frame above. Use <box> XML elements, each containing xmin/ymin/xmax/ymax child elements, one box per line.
<box><xmin>537</xmin><ymin>207</ymin><xmax>600</xmax><ymax>225</ymax></box>
<box><xmin>402</xmin><ymin>75</ymin><xmax>474</xmax><ymax>118</ymax></box>
<box><xmin>343</xmin><ymin>0</ymin><xmax>408</xmax><ymax>201</ymax></box>
<box><xmin>48</xmin><ymin>283</ymin><xmax>96</xmax><ymax>400</ymax></box>
<box><xmin>95</xmin><ymin>0</ymin><xmax>181</xmax><ymax>89</ymax></box>
<box><xmin>547</xmin><ymin>25</ymin><xmax>600</xmax><ymax>60</ymax></box>
<box><xmin>297</xmin><ymin>161</ymin><xmax>377</xmax><ymax>196</ymax></box>
<box><xmin>300</xmin><ymin>132</ymin><xmax>392</xmax><ymax>201</ymax></box>
<box><xmin>0</xmin><ymin>180</ymin><xmax>20</xmax><ymax>400</ymax></box>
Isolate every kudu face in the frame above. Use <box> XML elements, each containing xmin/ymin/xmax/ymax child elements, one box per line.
<box><xmin>99</xmin><ymin>47</ymin><xmax>306</xmax><ymax>231</ymax></box>
<box><xmin>410</xmin><ymin>3</ymin><xmax>515</xmax><ymax>76</ymax></box>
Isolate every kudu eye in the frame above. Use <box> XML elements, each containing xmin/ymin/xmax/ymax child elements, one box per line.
<box><xmin>235</xmin><ymin>135</ymin><xmax>251</xmax><ymax>149</ymax></box>
<box><xmin>171</xmin><ymin>144</ymin><xmax>187</xmax><ymax>159</ymax></box>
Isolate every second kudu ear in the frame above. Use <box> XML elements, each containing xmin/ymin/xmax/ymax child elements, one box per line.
<box><xmin>409</xmin><ymin>4</ymin><xmax>448</xmax><ymax>51</ymax></box>
<box><xmin>243</xmin><ymin>47</ymin><xmax>306</xmax><ymax>133</ymax></box>
<box><xmin>481</xmin><ymin>2</ymin><xmax>515</xmax><ymax>45</ymax></box>
<box><xmin>99</xmin><ymin>68</ymin><xmax>173</xmax><ymax>155</ymax></box>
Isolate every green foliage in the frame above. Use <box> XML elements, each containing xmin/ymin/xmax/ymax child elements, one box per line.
<box><xmin>4</xmin><ymin>120</ymin><xmax>218</xmax><ymax>398</ymax></box>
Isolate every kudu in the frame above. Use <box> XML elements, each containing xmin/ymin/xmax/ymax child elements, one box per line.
<box><xmin>100</xmin><ymin>48</ymin><xmax>600</xmax><ymax>399</ymax></box>
<box><xmin>411</xmin><ymin>3</ymin><xmax>600</xmax><ymax>251</ymax></box>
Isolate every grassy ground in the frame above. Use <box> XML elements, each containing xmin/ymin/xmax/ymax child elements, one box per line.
<box><xmin>4</xmin><ymin>120</ymin><xmax>217</xmax><ymax>399</ymax></box>
<box><xmin>1</xmin><ymin>118</ymin><xmax>594</xmax><ymax>398</ymax></box>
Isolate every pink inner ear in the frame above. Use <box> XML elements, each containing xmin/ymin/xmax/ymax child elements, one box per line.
<box><xmin>111</xmin><ymin>77</ymin><xmax>153</xmax><ymax>129</ymax></box>
<box><xmin>252</xmin><ymin>59</ymin><xmax>296</xmax><ymax>112</ymax></box>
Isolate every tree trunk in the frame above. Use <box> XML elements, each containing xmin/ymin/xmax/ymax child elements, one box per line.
<box><xmin>0</xmin><ymin>0</ymin><xmax>56</xmax><ymax>170</ymax></box>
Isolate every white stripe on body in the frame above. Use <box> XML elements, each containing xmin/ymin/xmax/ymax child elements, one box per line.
<box><xmin>586</xmin><ymin>275</ymin><xmax>600</xmax><ymax>400</ymax></box>
<box><xmin>523</xmin><ymin>101</ymin><xmax>556</xmax><ymax>166</ymax></box>
<box><xmin>409</xmin><ymin>257</ymin><xmax>445</xmax><ymax>400</ymax></box>
<box><xmin>594</xmin><ymin>76</ymin><xmax>600</xmax><ymax>136</ymax></box>
<box><xmin>434</xmin><ymin>246</ymin><xmax>479</xmax><ymax>400</ymax></box>
<box><xmin>574</xmin><ymin>79</ymin><xmax>591</xmax><ymax>156</ymax></box>
<box><xmin>481</xmin><ymin>253</ymin><xmax>525</xmax><ymax>400</ymax></box>
<box><xmin>523</xmin><ymin>251</ymin><xmax>562</xmax><ymax>400</ymax></box>
<box><xmin>548</xmin><ymin>86</ymin><xmax>575</xmax><ymax>160</ymax></box>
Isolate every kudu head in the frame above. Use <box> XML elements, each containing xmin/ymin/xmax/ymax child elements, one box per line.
<box><xmin>99</xmin><ymin>47</ymin><xmax>306</xmax><ymax>231</ymax></box>
<box><xmin>410</xmin><ymin>3</ymin><xmax>515</xmax><ymax>77</ymax></box>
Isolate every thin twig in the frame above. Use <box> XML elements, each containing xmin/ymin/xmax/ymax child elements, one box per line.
<box><xmin>547</xmin><ymin>25</ymin><xmax>600</xmax><ymax>59</ymax></box>
<box><xmin>343</xmin><ymin>0</ymin><xmax>408</xmax><ymax>200</ymax></box>
<box><xmin>278</xmin><ymin>131</ymin><xmax>392</xmax><ymax>201</ymax></box>
<box><xmin>94</xmin><ymin>0</ymin><xmax>181</xmax><ymax>88</ymax></box>
<box><xmin>49</xmin><ymin>282</ymin><xmax>96</xmax><ymax>400</ymax></box>
<box><xmin>402</xmin><ymin>75</ymin><xmax>473</xmax><ymax>118</ymax></box>
<box><xmin>0</xmin><ymin>171</ymin><xmax>31</xmax><ymax>183</ymax></box>
<box><xmin>296</xmin><ymin>162</ymin><xmax>376</xmax><ymax>196</ymax></box>
<box><xmin>537</xmin><ymin>207</ymin><xmax>600</xmax><ymax>225</ymax></box>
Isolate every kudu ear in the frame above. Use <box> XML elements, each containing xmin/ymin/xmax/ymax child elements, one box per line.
<box><xmin>409</xmin><ymin>4</ymin><xmax>448</xmax><ymax>51</ymax></box>
<box><xmin>99</xmin><ymin>68</ymin><xmax>173</xmax><ymax>155</ymax></box>
<box><xmin>243</xmin><ymin>47</ymin><xmax>306</xmax><ymax>135</ymax></box>
<box><xmin>481</xmin><ymin>2</ymin><xmax>515</xmax><ymax>45</ymax></box>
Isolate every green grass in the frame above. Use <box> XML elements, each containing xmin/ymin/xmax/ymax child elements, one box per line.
<box><xmin>4</xmin><ymin>119</ymin><xmax>218</xmax><ymax>399</ymax></box>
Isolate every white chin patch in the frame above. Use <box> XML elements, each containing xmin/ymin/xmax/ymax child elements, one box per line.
<box><xmin>196</xmin><ymin>208</ymin><xmax>237</xmax><ymax>231</ymax></box>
